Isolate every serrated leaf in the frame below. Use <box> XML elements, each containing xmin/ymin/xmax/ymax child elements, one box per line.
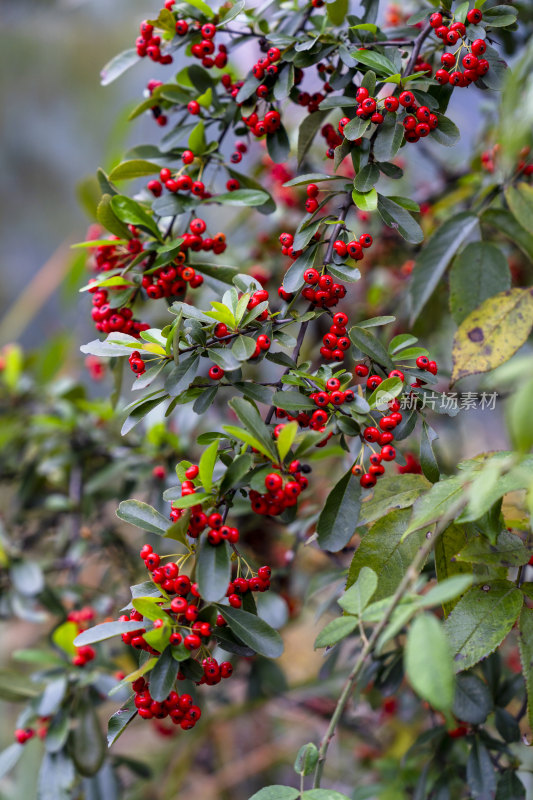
<box><xmin>314</xmin><ymin>615</ymin><xmax>358</xmax><ymax>648</ymax></box>
<box><xmin>338</xmin><ymin>566</ymin><xmax>377</xmax><ymax>615</ymax></box>
<box><xmin>444</xmin><ymin>580</ymin><xmax>523</xmax><ymax>672</ymax></box>
<box><xmin>347</xmin><ymin>508</ymin><xmax>427</xmax><ymax>600</ymax></box>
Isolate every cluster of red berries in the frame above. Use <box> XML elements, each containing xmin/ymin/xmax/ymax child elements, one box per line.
<box><xmin>135</xmin><ymin>18</ymin><xmax>173</xmax><ymax>65</ymax></box>
<box><xmin>14</xmin><ymin>728</ymin><xmax>36</xmax><ymax>745</ymax></box>
<box><xmin>295</xmin><ymin>62</ymin><xmax>334</xmax><ymax>114</ymax></box>
<box><xmin>147</xmin><ymin>156</ymin><xmax>217</xmax><ymax>206</ymax></box>
<box><xmin>311</xmin><ymin>377</ymin><xmax>355</xmax><ymax>408</ymax></box>
<box><xmin>141</xmin><ymin>255</ymin><xmax>203</xmax><ymax>300</ymax></box>
<box><xmin>228</xmin><ymin>140</ymin><xmax>248</xmax><ymax>165</ymax></box>
<box><xmin>175</xmin><ymin>19</ymin><xmax>228</xmax><ymax>71</ymax></box>
<box><xmin>132</xmin><ymin>678</ymin><xmax>202</xmax><ymax>729</ymax></box>
<box><xmin>350</xmin><ymin>356</ymin><xmax>439</xmax><ymax>488</ymax></box>
<box><xmin>90</xmin><ymin>289</ymin><xmax>148</xmax><ymax>338</ymax></box>
<box><xmin>320</xmin><ymin>311</ymin><xmax>351</xmax><ymax>362</ymax></box>
<box><xmin>429</xmin><ymin>11</ymin><xmax>490</xmax><ymax>87</ymax></box>
<box><xmin>241</xmin><ymin>108</ymin><xmax>282</xmax><ymax>138</ymax></box>
<box><xmin>226</xmin><ymin>566</ymin><xmax>272</xmax><ymax>607</ymax></box>
<box><xmin>302</xmin><ymin>269</ymin><xmax>347</xmax><ymax>308</ymax></box>
<box><xmin>341</xmin><ymin>87</ymin><xmax>440</xmax><ymax>144</ymax></box>
<box><xmin>321</xmin><ymin>123</ymin><xmax>345</xmax><ymax>159</ymax></box>
<box><xmin>412</xmin><ymin>53</ymin><xmax>433</xmax><ymax>78</ymax></box>
<box><xmin>273</xmin><ymin>407</ymin><xmax>331</xmax><ymax>437</ymax></box>
<box><xmin>249</xmin><ymin>463</ymin><xmax>309</xmax><ymax>517</ymax></box>
<box><xmin>333</xmin><ymin>233</ymin><xmax>373</xmax><ymax>262</ymax></box>
<box><xmin>167</xmin><ymin>467</ymin><xmax>239</xmax><ymax>543</ymax></box>
<box><xmin>481</xmin><ymin>144</ymin><xmax>533</xmax><ymax>176</ymax></box>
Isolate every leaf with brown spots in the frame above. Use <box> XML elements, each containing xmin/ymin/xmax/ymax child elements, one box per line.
<box><xmin>451</xmin><ymin>288</ymin><xmax>533</xmax><ymax>383</ymax></box>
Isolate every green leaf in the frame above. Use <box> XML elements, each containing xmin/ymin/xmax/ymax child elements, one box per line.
<box><xmin>121</xmin><ymin>395</ymin><xmax>166</xmax><ymax>436</ymax></box>
<box><xmin>352</xmin><ymin>187</ymin><xmax>377</xmax><ymax>211</ymax></box>
<box><xmin>164</xmin><ymin>355</ymin><xmax>200</xmax><ymax>397</ymax></box>
<box><xmin>184</xmin><ymin>0</ymin><xmax>214</xmax><ymax>17</ymax></box>
<box><xmin>199</xmin><ymin>439</ymin><xmax>218</xmax><ymax>494</ymax></box>
<box><xmin>0</xmin><ymin>743</ymin><xmax>24</xmax><ymax>780</ymax></box>
<box><xmin>248</xmin><ymin>788</ymin><xmax>300</xmax><ymax>800</ymax></box>
<box><xmin>467</xmin><ymin>739</ymin><xmax>497</xmax><ymax>800</ymax></box>
<box><xmin>435</xmin><ymin>524</ymin><xmax>473</xmax><ymax>617</ymax></box>
<box><xmin>495</xmin><ymin>771</ymin><xmax>526</xmax><ymax>800</ymax></box>
<box><xmin>149</xmin><ymin>648</ymin><xmax>179</xmax><ymax>703</ymax></box>
<box><xmin>220</xmin><ymin>453</ymin><xmax>253</xmax><ymax>494</ymax></box>
<box><xmin>351</xmin><ymin>49</ymin><xmax>397</xmax><ymax>76</ymax></box>
<box><xmin>107</xmin><ymin>700</ymin><xmax>137</xmax><ymax>747</ymax></box>
<box><xmin>343</xmin><ymin>117</ymin><xmax>371</xmax><ymax>142</ymax></box>
<box><xmin>317</xmin><ymin>469</ymin><xmax>361</xmax><ymax>552</ymax></box>
<box><xmin>100</xmin><ymin>48</ymin><xmax>139</xmax><ymax>86</ymax></box>
<box><xmin>96</xmin><ymin>194</ymin><xmax>132</xmax><ymax>240</ymax></box>
<box><xmin>508</xmin><ymin>376</ymin><xmax>533</xmax><ymax>453</ymax></box>
<box><xmin>170</xmin><ymin>492</ymin><xmax>209</xmax><ymax>509</ymax></box>
<box><xmin>232</xmin><ymin>335</ymin><xmax>257</xmax><ymax>362</ymax></box>
<box><xmin>314</xmin><ymin>616</ymin><xmax>358</xmax><ymax>648</ymax></box>
<box><xmin>420</xmin><ymin>422</ymin><xmax>440</xmax><ymax>483</ymax></box>
<box><xmin>74</xmin><ymin>620</ymin><xmax>144</xmax><ymax>646</ymax></box>
<box><xmin>211</xmin><ymin>189</ymin><xmax>270</xmax><ymax>207</ymax></box>
<box><xmin>303</xmin><ymin>792</ymin><xmax>352</xmax><ymax>800</ymax></box>
<box><xmin>338</xmin><ymin>566</ymin><xmax>377</xmax><ymax>616</ymax></box>
<box><xmin>223</xmin><ymin>425</ymin><xmax>273</xmax><ymax>461</ymax></box>
<box><xmin>0</xmin><ymin>669</ymin><xmax>42</xmax><ymax>701</ymax></box>
<box><xmin>294</xmin><ymin>743</ymin><xmax>319</xmax><ymax>777</ymax></box>
<box><xmin>110</xmin><ymin>195</ymin><xmax>161</xmax><ymax>240</ymax></box>
<box><xmin>216</xmin><ymin>606</ymin><xmax>284</xmax><ymax>658</ymax></box>
<box><xmin>52</xmin><ymin>621</ymin><xmax>78</xmax><ymax>657</ymax></box>
<box><xmin>410</xmin><ymin>212</ymin><xmax>480</xmax><ymax>324</ymax></box>
<box><xmin>266</xmin><ymin>124</ymin><xmax>291</xmax><ymax>164</ymax></box>
<box><xmin>405</xmin><ymin>477</ymin><xmax>465</xmax><ymax>536</ymax></box>
<box><xmin>518</xmin><ymin>606</ymin><xmax>533</xmax><ymax>732</ymax></box>
<box><xmin>444</xmin><ymin>580</ymin><xmax>523</xmax><ymax>672</ymax></box>
<box><xmin>272</xmin><ymin>391</ymin><xmax>315</xmax><ymax>413</ymax></box>
<box><xmin>506</xmin><ymin>182</ymin><xmax>533</xmax><ymax>235</ymax></box>
<box><xmin>456</xmin><ymin>529</ymin><xmax>529</xmax><ymax>568</ymax></box>
<box><xmin>349</xmin><ymin>326</ymin><xmax>394</xmax><ymax>369</ymax></box>
<box><xmin>117</xmin><ymin>499</ymin><xmax>171</xmax><ymax>534</ymax></box>
<box><xmin>283</xmin><ymin>244</ymin><xmax>319</xmax><ymax>294</ymax></box>
<box><xmin>347</xmin><ymin>509</ymin><xmax>427</xmax><ymax>600</ymax></box>
<box><xmin>405</xmin><ymin>613</ymin><xmax>454</xmax><ymax>711</ymax></box>
<box><xmin>451</xmin><ymin>288</ymin><xmax>533</xmax><ymax>383</ymax></box>
<box><xmin>37</xmin><ymin>751</ymin><xmax>75</xmax><ymax>800</ymax></box>
<box><xmin>449</xmin><ymin>242</ymin><xmax>510</xmax><ymax>325</ymax></box>
<box><xmin>359</xmin><ymin>474</ymin><xmax>430</xmax><ymax>525</ymax></box>
<box><xmin>482</xmin><ymin>208</ymin><xmax>533</xmax><ymax>262</ymax></box>
<box><xmin>196</xmin><ymin>539</ymin><xmax>231</xmax><ymax>603</ymax></box>
<box><xmin>373</xmin><ymin>113</ymin><xmax>403</xmax><ymax>161</ymax></box>
<box><xmin>354</xmin><ymin>163</ymin><xmax>380</xmax><ymax>192</ymax></box>
<box><xmin>277</xmin><ymin>421</ymin><xmax>298</xmax><ymax>462</ymax></box>
<box><xmin>453</xmin><ymin>673</ymin><xmax>493</xmax><ymax>725</ymax></box>
<box><xmin>377</xmin><ymin>195</ymin><xmax>423</xmax><ymax>244</ymax></box>
<box><xmin>38</xmin><ymin>677</ymin><xmax>68</xmax><ymax>717</ymax></box>
<box><xmin>326</xmin><ymin>0</ymin><xmax>348</xmax><ymax>25</ymax></box>
<box><xmin>108</xmin><ymin>160</ymin><xmax>161</xmax><ymax>181</ymax></box>
<box><xmin>70</xmin><ymin>700</ymin><xmax>106</xmax><ymax>777</ymax></box>
<box><xmin>429</xmin><ymin>113</ymin><xmax>460</xmax><ymax>147</ymax></box>
<box><xmin>298</xmin><ymin>111</ymin><xmax>330</xmax><ymax>165</ymax></box>
<box><xmin>229</xmin><ymin>397</ymin><xmax>278</xmax><ymax>461</ymax></box>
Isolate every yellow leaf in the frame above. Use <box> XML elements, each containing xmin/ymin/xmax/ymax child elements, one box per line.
<box><xmin>451</xmin><ymin>288</ymin><xmax>533</xmax><ymax>384</ymax></box>
<box><xmin>141</xmin><ymin>343</ymin><xmax>166</xmax><ymax>356</ymax></box>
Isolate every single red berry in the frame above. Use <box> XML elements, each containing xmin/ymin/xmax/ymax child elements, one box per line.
<box><xmin>208</xmin><ymin>365</ymin><xmax>224</xmax><ymax>380</ymax></box>
<box><xmin>471</xmin><ymin>39</ymin><xmax>487</xmax><ymax>56</ymax></box>
<box><xmin>466</xmin><ymin>8</ymin><xmax>483</xmax><ymax>24</ymax></box>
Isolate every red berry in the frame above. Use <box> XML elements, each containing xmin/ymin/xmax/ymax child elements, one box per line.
<box><xmin>466</xmin><ymin>8</ymin><xmax>482</xmax><ymax>24</ymax></box>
